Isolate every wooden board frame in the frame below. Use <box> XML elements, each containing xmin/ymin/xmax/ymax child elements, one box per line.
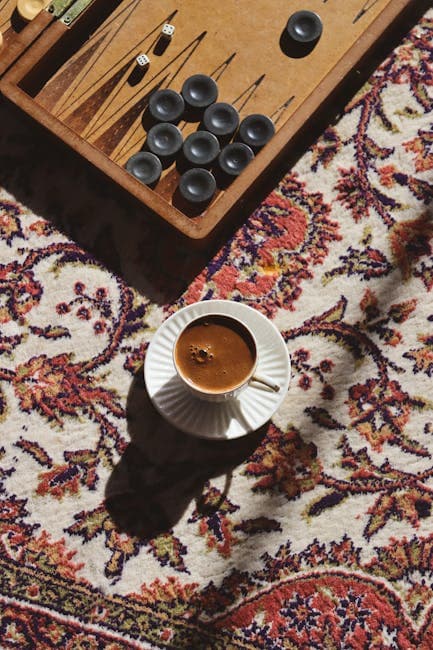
<box><xmin>0</xmin><ymin>0</ymin><xmax>414</xmax><ymax>246</ymax></box>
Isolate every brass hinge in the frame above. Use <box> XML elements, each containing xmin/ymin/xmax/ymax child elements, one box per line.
<box><xmin>47</xmin><ymin>0</ymin><xmax>95</xmax><ymax>24</ymax></box>
<box><xmin>46</xmin><ymin>0</ymin><xmax>78</xmax><ymax>18</ymax></box>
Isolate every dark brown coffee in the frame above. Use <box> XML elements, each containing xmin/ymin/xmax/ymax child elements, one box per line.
<box><xmin>174</xmin><ymin>315</ymin><xmax>256</xmax><ymax>393</ymax></box>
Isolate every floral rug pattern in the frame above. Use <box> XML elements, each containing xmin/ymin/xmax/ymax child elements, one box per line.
<box><xmin>0</xmin><ymin>9</ymin><xmax>433</xmax><ymax>649</ymax></box>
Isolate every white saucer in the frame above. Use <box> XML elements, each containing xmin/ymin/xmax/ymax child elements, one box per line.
<box><xmin>144</xmin><ymin>300</ymin><xmax>291</xmax><ymax>439</ymax></box>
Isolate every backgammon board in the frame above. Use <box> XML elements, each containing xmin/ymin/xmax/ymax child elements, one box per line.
<box><xmin>0</xmin><ymin>0</ymin><xmax>416</xmax><ymax>246</ymax></box>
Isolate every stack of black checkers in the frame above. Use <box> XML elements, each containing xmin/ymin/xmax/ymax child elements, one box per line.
<box><xmin>125</xmin><ymin>73</ymin><xmax>275</xmax><ymax>207</ymax></box>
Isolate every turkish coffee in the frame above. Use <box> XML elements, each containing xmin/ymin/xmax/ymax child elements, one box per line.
<box><xmin>174</xmin><ymin>314</ymin><xmax>256</xmax><ymax>394</ymax></box>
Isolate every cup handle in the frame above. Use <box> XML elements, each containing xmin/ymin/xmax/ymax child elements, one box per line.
<box><xmin>251</xmin><ymin>374</ymin><xmax>280</xmax><ymax>392</ymax></box>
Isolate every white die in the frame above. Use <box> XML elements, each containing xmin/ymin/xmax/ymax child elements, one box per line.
<box><xmin>161</xmin><ymin>23</ymin><xmax>175</xmax><ymax>39</ymax></box>
<box><xmin>136</xmin><ymin>53</ymin><xmax>150</xmax><ymax>68</ymax></box>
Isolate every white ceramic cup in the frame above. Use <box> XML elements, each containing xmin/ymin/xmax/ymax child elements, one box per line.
<box><xmin>173</xmin><ymin>313</ymin><xmax>259</xmax><ymax>402</ymax></box>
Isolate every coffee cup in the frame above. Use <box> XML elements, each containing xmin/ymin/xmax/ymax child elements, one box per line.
<box><xmin>173</xmin><ymin>313</ymin><xmax>279</xmax><ymax>402</ymax></box>
<box><xmin>173</xmin><ymin>313</ymin><xmax>256</xmax><ymax>402</ymax></box>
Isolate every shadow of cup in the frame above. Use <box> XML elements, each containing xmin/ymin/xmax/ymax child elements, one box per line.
<box><xmin>105</xmin><ymin>371</ymin><xmax>269</xmax><ymax>539</ymax></box>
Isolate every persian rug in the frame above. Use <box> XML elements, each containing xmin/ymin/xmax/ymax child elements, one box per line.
<box><xmin>0</xmin><ymin>7</ymin><xmax>433</xmax><ymax>649</ymax></box>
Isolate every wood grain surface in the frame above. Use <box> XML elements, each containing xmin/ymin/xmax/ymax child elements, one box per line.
<box><xmin>0</xmin><ymin>0</ymin><xmax>415</xmax><ymax>244</ymax></box>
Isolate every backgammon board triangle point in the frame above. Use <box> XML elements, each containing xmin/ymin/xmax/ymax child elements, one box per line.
<box><xmin>89</xmin><ymin>30</ymin><xmax>208</xmax><ymax>141</ymax></box>
<box><xmin>62</xmin><ymin>0</ymin><xmax>171</xmax><ymax>115</ymax></box>
<box><xmin>63</xmin><ymin>59</ymin><xmax>133</xmax><ymax>134</ymax></box>
<box><xmin>55</xmin><ymin>18</ymin><xmax>139</xmax><ymax>117</ymax></box>
<box><xmin>37</xmin><ymin>34</ymin><xmax>108</xmax><ymax>112</ymax></box>
<box><xmin>92</xmin><ymin>81</ymin><xmax>164</xmax><ymax>156</ymax></box>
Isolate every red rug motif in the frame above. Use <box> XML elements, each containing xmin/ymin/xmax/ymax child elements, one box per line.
<box><xmin>0</xmin><ymin>8</ymin><xmax>433</xmax><ymax>649</ymax></box>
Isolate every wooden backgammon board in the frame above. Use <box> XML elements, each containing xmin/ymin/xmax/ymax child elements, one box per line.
<box><xmin>0</xmin><ymin>0</ymin><xmax>417</xmax><ymax>247</ymax></box>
